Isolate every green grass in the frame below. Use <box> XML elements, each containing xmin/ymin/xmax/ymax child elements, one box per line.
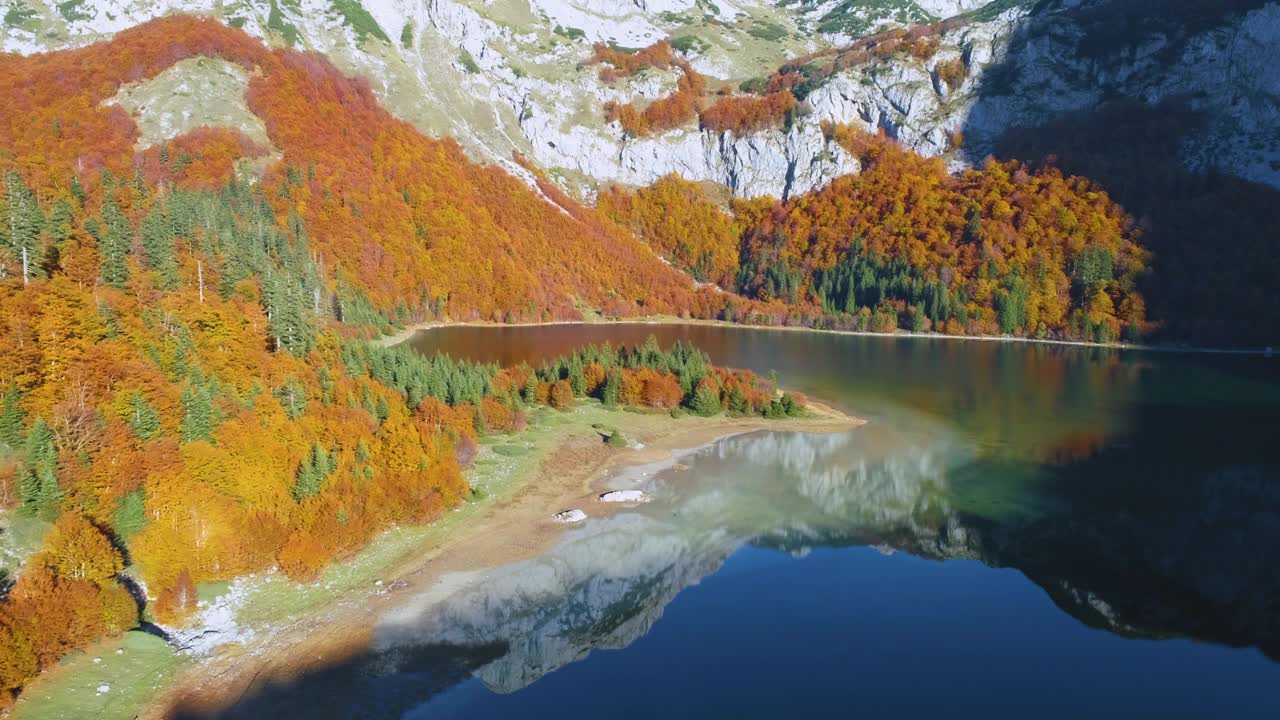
<box><xmin>747</xmin><ymin>21</ymin><xmax>789</xmax><ymax>42</ymax></box>
<box><xmin>458</xmin><ymin>48</ymin><xmax>481</xmax><ymax>74</ymax></box>
<box><xmin>4</xmin><ymin>2</ymin><xmax>37</xmax><ymax>30</ymax></box>
<box><xmin>267</xmin><ymin>0</ymin><xmax>301</xmax><ymax>46</ymax></box>
<box><xmin>10</xmin><ymin>631</ymin><xmax>181</xmax><ymax>720</ymax></box>
<box><xmin>553</xmin><ymin>25</ymin><xmax>585</xmax><ymax>41</ymax></box>
<box><xmin>816</xmin><ymin>0</ymin><xmax>936</xmax><ymax>37</ymax></box>
<box><xmin>0</xmin><ymin>513</ymin><xmax>50</xmax><ymax>578</ymax></box>
<box><xmin>672</xmin><ymin>34</ymin><xmax>711</xmax><ymax>56</ymax></box>
<box><xmin>55</xmin><ymin>0</ymin><xmax>90</xmax><ymax>23</ymax></box>
<box><xmin>330</xmin><ymin>0</ymin><xmax>390</xmax><ymax>45</ymax></box>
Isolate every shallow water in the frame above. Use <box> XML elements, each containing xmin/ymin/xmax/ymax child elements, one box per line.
<box><xmin>227</xmin><ymin>326</ymin><xmax>1280</xmax><ymax>718</ymax></box>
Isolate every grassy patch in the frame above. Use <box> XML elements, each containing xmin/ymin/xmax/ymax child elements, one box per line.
<box><xmin>0</xmin><ymin>512</ymin><xmax>50</xmax><ymax>578</ymax></box>
<box><xmin>458</xmin><ymin>48</ymin><xmax>481</xmax><ymax>74</ymax></box>
<box><xmin>55</xmin><ymin>0</ymin><xmax>90</xmax><ymax>23</ymax></box>
<box><xmin>10</xmin><ymin>631</ymin><xmax>181</xmax><ymax>720</ymax></box>
<box><xmin>491</xmin><ymin>443</ymin><xmax>529</xmax><ymax>457</ymax></box>
<box><xmin>4</xmin><ymin>2</ymin><xmax>38</xmax><ymax>30</ymax></box>
<box><xmin>672</xmin><ymin>34</ymin><xmax>711</xmax><ymax>56</ymax></box>
<box><xmin>816</xmin><ymin>0</ymin><xmax>936</xmax><ymax>37</ymax></box>
<box><xmin>267</xmin><ymin>0</ymin><xmax>301</xmax><ymax>46</ymax></box>
<box><xmin>553</xmin><ymin>25</ymin><xmax>585</xmax><ymax>41</ymax></box>
<box><xmin>330</xmin><ymin>0</ymin><xmax>390</xmax><ymax>45</ymax></box>
<box><xmin>747</xmin><ymin>21</ymin><xmax>789</xmax><ymax>42</ymax></box>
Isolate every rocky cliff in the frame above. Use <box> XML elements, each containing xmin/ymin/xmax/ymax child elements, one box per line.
<box><xmin>5</xmin><ymin>0</ymin><xmax>1276</xmax><ymax>200</ymax></box>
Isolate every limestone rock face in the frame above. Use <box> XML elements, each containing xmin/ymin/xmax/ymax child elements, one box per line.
<box><xmin>3</xmin><ymin>0</ymin><xmax>1278</xmax><ymax>197</ymax></box>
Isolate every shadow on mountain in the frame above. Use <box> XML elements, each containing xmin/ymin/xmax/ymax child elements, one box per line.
<box><xmin>168</xmin><ymin>640</ymin><xmax>508</xmax><ymax>720</ymax></box>
<box><xmin>962</xmin><ymin>0</ymin><xmax>1280</xmax><ymax>347</ymax></box>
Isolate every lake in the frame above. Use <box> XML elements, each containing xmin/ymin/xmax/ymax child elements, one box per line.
<box><xmin>237</xmin><ymin>325</ymin><xmax>1280</xmax><ymax>718</ymax></box>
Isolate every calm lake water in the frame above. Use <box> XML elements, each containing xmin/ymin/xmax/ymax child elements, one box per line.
<box><xmin>221</xmin><ymin>326</ymin><xmax>1280</xmax><ymax>718</ymax></box>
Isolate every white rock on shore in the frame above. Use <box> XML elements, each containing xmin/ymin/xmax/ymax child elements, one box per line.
<box><xmin>553</xmin><ymin>509</ymin><xmax>588</xmax><ymax>523</ymax></box>
<box><xmin>599</xmin><ymin>490</ymin><xmax>651</xmax><ymax>503</ymax></box>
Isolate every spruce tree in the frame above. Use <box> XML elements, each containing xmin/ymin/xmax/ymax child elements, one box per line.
<box><xmin>180</xmin><ymin>383</ymin><xmax>215</xmax><ymax>443</ymax></box>
<box><xmin>20</xmin><ymin>418</ymin><xmax>61</xmax><ymax>518</ymax></box>
<box><xmin>141</xmin><ymin>206</ymin><xmax>179</xmax><ymax>289</ymax></box>
<box><xmin>0</xmin><ymin>385</ymin><xmax>24</xmax><ymax>449</ymax></box>
<box><xmin>602</xmin><ymin>370</ymin><xmax>620</xmax><ymax>408</ymax></box>
<box><xmin>113</xmin><ymin>488</ymin><xmax>148</xmax><ymax>540</ymax></box>
<box><xmin>2</xmin><ymin>172</ymin><xmax>45</xmax><ymax>282</ymax></box>
<box><xmin>99</xmin><ymin>196</ymin><xmax>132</xmax><ymax>288</ymax></box>
<box><xmin>46</xmin><ymin>198</ymin><xmax>75</xmax><ymax>244</ymax></box>
<box><xmin>128</xmin><ymin>392</ymin><xmax>161</xmax><ymax>440</ymax></box>
<box><xmin>293</xmin><ymin>443</ymin><xmax>332</xmax><ymax>500</ymax></box>
<box><xmin>726</xmin><ymin>385</ymin><xmax>748</xmax><ymax>416</ymax></box>
<box><xmin>69</xmin><ymin>175</ymin><xmax>85</xmax><ymax>206</ymax></box>
<box><xmin>690</xmin><ymin>381</ymin><xmax>722</xmax><ymax>417</ymax></box>
<box><xmin>274</xmin><ymin>378</ymin><xmax>308</xmax><ymax>420</ymax></box>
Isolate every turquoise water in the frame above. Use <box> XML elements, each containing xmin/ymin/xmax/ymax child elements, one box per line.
<box><xmin>204</xmin><ymin>326</ymin><xmax>1280</xmax><ymax>718</ymax></box>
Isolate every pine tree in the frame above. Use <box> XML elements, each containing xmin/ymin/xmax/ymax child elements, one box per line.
<box><xmin>2</xmin><ymin>172</ymin><xmax>45</xmax><ymax>283</ymax></box>
<box><xmin>112</xmin><ymin>488</ymin><xmax>148</xmax><ymax>540</ymax></box>
<box><xmin>180</xmin><ymin>383</ymin><xmax>214</xmax><ymax>443</ymax></box>
<box><xmin>318</xmin><ymin>366</ymin><xmax>334</xmax><ymax>405</ymax></box>
<box><xmin>274</xmin><ymin>377</ymin><xmax>308</xmax><ymax>420</ymax></box>
<box><xmin>69</xmin><ymin>175</ymin><xmax>86</xmax><ymax>207</ymax></box>
<box><xmin>46</xmin><ymin>198</ymin><xmax>75</xmax><ymax>243</ymax></box>
<box><xmin>128</xmin><ymin>392</ymin><xmax>161</xmax><ymax>440</ymax></box>
<box><xmin>522</xmin><ymin>376</ymin><xmax>537</xmax><ymax>405</ymax></box>
<box><xmin>141</xmin><ymin>206</ymin><xmax>179</xmax><ymax>289</ymax></box>
<box><xmin>20</xmin><ymin>419</ymin><xmax>60</xmax><ymax>518</ymax></box>
<box><xmin>293</xmin><ymin>443</ymin><xmax>332</xmax><ymax>500</ymax></box>
<box><xmin>726</xmin><ymin>385</ymin><xmax>748</xmax><ymax>416</ymax></box>
<box><xmin>98</xmin><ymin>196</ymin><xmax>131</xmax><ymax>288</ymax></box>
<box><xmin>690</xmin><ymin>380</ymin><xmax>721</xmax><ymax>417</ymax></box>
<box><xmin>602</xmin><ymin>369</ymin><xmax>621</xmax><ymax>407</ymax></box>
<box><xmin>780</xmin><ymin>392</ymin><xmax>799</xmax><ymax>417</ymax></box>
<box><xmin>0</xmin><ymin>385</ymin><xmax>24</xmax><ymax>449</ymax></box>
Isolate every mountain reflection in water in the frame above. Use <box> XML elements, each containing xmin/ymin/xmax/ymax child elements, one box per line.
<box><xmin>188</xmin><ymin>327</ymin><xmax>1279</xmax><ymax>718</ymax></box>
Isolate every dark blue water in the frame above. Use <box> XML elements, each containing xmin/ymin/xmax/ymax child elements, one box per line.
<box><xmin>420</xmin><ymin>545</ymin><xmax>1277</xmax><ymax>719</ymax></box>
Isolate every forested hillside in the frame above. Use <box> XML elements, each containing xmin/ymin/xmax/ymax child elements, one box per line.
<box><xmin>0</xmin><ymin>15</ymin><xmax>797</xmax><ymax>706</ymax></box>
<box><xmin>601</xmin><ymin>126</ymin><xmax>1148</xmax><ymax>343</ymax></box>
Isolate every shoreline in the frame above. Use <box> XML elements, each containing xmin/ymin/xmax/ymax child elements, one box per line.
<box><xmin>144</xmin><ymin>402</ymin><xmax>861</xmax><ymax>718</ymax></box>
<box><xmin>380</xmin><ymin>317</ymin><xmax>1276</xmax><ymax>357</ymax></box>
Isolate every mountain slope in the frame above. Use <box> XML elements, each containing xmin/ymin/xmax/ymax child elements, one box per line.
<box><xmin>1</xmin><ymin>14</ymin><xmax>732</xmax><ymax>322</ymax></box>
<box><xmin>5</xmin><ymin>0</ymin><xmax>1276</xmax><ymax>201</ymax></box>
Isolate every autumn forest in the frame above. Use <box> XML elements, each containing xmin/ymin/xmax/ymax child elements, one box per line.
<box><xmin>0</xmin><ymin>11</ymin><xmax>1262</xmax><ymax>709</ymax></box>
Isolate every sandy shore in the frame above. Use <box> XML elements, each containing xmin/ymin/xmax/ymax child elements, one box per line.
<box><xmin>151</xmin><ymin>403</ymin><xmax>860</xmax><ymax>717</ymax></box>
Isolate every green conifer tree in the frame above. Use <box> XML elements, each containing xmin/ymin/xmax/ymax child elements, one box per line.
<box><xmin>602</xmin><ymin>370</ymin><xmax>621</xmax><ymax>408</ymax></box>
<box><xmin>113</xmin><ymin>488</ymin><xmax>148</xmax><ymax>540</ymax></box>
<box><xmin>128</xmin><ymin>392</ymin><xmax>161</xmax><ymax>440</ymax></box>
<box><xmin>99</xmin><ymin>196</ymin><xmax>132</xmax><ymax>288</ymax></box>
<box><xmin>141</xmin><ymin>206</ymin><xmax>179</xmax><ymax>289</ymax></box>
<box><xmin>0</xmin><ymin>386</ymin><xmax>24</xmax><ymax>449</ymax></box>
<box><xmin>690</xmin><ymin>381</ymin><xmax>722</xmax><ymax>417</ymax></box>
<box><xmin>180</xmin><ymin>384</ymin><xmax>215</xmax><ymax>443</ymax></box>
